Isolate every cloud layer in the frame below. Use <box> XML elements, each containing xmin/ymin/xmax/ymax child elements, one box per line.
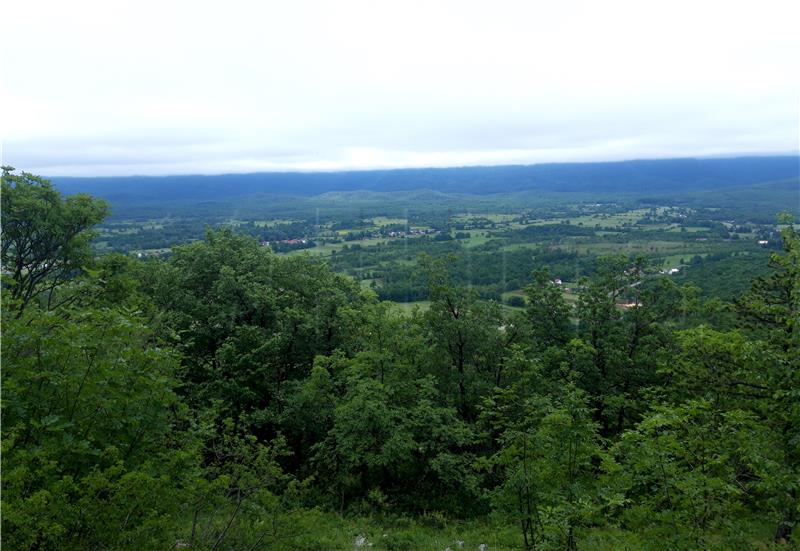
<box><xmin>2</xmin><ymin>0</ymin><xmax>798</xmax><ymax>176</ymax></box>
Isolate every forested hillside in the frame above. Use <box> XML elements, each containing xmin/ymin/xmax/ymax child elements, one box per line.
<box><xmin>52</xmin><ymin>156</ymin><xmax>799</xmax><ymax>201</ymax></box>
<box><xmin>3</xmin><ymin>168</ymin><xmax>799</xmax><ymax>550</ymax></box>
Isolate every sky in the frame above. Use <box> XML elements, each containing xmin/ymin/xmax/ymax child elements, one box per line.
<box><xmin>1</xmin><ymin>0</ymin><xmax>798</xmax><ymax>176</ymax></box>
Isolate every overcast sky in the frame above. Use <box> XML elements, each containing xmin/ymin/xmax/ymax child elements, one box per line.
<box><xmin>2</xmin><ymin>0</ymin><xmax>798</xmax><ymax>176</ymax></box>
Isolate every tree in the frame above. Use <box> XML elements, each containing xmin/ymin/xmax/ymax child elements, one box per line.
<box><xmin>611</xmin><ymin>400</ymin><xmax>757</xmax><ymax>549</ymax></box>
<box><xmin>575</xmin><ymin>256</ymin><xmax>683</xmax><ymax>435</ymax></box>
<box><xmin>524</xmin><ymin>267</ymin><xmax>572</xmax><ymax>351</ymax></box>
<box><xmin>621</xmin><ymin>219</ymin><xmax>800</xmax><ymax>545</ymax></box>
<box><xmin>421</xmin><ymin>254</ymin><xmax>505</xmax><ymax>419</ymax></box>
<box><xmin>311</xmin><ymin>366</ymin><xmax>476</xmax><ymax>515</ymax></box>
<box><xmin>736</xmin><ymin>214</ymin><xmax>799</xmax><ymax>351</ymax></box>
<box><xmin>491</xmin><ymin>384</ymin><xmax>601</xmax><ymax>550</ymax></box>
<box><xmin>734</xmin><ymin>218</ymin><xmax>800</xmax><ymax>543</ymax></box>
<box><xmin>138</xmin><ymin>228</ymin><xmax>367</xmax><ymax>436</ymax></box>
<box><xmin>1</xmin><ymin>166</ymin><xmax>108</xmax><ymax>315</ymax></box>
<box><xmin>1</xmin><ymin>301</ymin><xmax>193</xmax><ymax>549</ymax></box>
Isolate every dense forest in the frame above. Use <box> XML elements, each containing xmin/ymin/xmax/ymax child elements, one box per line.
<box><xmin>53</xmin><ymin>156</ymin><xmax>799</xmax><ymax>200</ymax></box>
<box><xmin>2</xmin><ymin>167</ymin><xmax>799</xmax><ymax>550</ymax></box>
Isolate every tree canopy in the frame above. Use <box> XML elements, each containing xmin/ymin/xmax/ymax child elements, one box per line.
<box><xmin>2</xmin><ymin>170</ymin><xmax>798</xmax><ymax>549</ymax></box>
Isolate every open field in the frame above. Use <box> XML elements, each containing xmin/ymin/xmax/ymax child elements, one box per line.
<box><xmin>460</xmin><ymin>231</ymin><xmax>492</xmax><ymax>247</ymax></box>
<box><xmin>515</xmin><ymin>208</ymin><xmax>653</xmax><ymax>229</ymax></box>
<box><xmin>453</xmin><ymin>212</ymin><xmax>517</xmax><ymax>223</ymax></box>
<box><xmin>90</xmin><ymin>199</ymin><xmax>790</xmax><ymax>310</ymax></box>
<box><xmin>568</xmin><ymin>239</ymin><xmax>697</xmax><ymax>256</ymax></box>
<box><xmin>371</xmin><ymin>216</ymin><xmax>409</xmax><ymax>226</ymax></box>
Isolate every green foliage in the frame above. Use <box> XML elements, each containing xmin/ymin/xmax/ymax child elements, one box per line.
<box><xmin>1</xmin><ymin>303</ymin><xmax>193</xmax><ymax>549</ymax></box>
<box><xmin>421</xmin><ymin>254</ymin><xmax>512</xmax><ymax>418</ymax></box>
<box><xmin>1</xmin><ymin>166</ymin><xmax>108</xmax><ymax>314</ymax></box>
<box><xmin>490</xmin><ymin>384</ymin><xmax>602</xmax><ymax>550</ymax></box>
<box><xmin>139</xmin><ymin>228</ymin><xmax>367</xmax><ymax>430</ymax></box>
<box><xmin>573</xmin><ymin>256</ymin><xmax>686</xmax><ymax>436</ymax></box>
<box><xmin>3</xmin><ymin>169</ymin><xmax>797</xmax><ymax>548</ymax></box>
<box><xmin>524</xmin><ymin>268</ymin><xmax>573</xmax><ymax>351</ymax></box>
<box><xmin>611</xmin><ymin>400</ymin><xmax>755</xmax><ymax>548</ymax></box>
<box><xmin>311</xmin><ymin>367</ymin><xmax>479</xmax><ymax>515</ymax></box>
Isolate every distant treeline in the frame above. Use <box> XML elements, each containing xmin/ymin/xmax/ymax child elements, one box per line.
<box><xmin>52</xmin><ymin>156</ymin><xmax>799</xmax><ymax>201</ymax></box>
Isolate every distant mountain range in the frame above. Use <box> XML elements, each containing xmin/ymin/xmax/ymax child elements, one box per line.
<box><xmin>52</xmin><ymin>156</ymin><xmax>799</xmax><ymax>201</ymax></box>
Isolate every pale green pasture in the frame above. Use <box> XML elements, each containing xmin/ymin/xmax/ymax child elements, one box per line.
<box><xmin>371</xmin><ymin>216</ymin><xmax>409</xmax><ymax>226</ymax></box>
<box><xmin>569</xmin><ymin>239</ymin><xmax>691</xmax><ymax>256</ymax></box>
<box><xmin>509</xmin><ymin>208</ymin><xmax>658</xmax><ymax>230</ymax></box>
<box><xmin>286</xmin><ymin>236</ymin><xmax>405</xmax><ymax>256</ymax></box>
<box><xmin>499</xmin><ymin>243</ymin><xmax>539</xmax><ymax>252</ymax></box>
<box><xmin>657</xmin><ymin>252</ymin><xmax>708</xmax><ymax>267</ymax></box>
<box><xmin>251</xmin><ymin>218</ymin><xmax>301</xmax><ymax>227</ymax></box>
<box><xmin>666</xmin><ymin>225</ymin><xmax>708</xmax><ymax>233</ymax></box>
<box><xmin>462</xmin><ymin>231</ymin><xmax>493</xmax><ymax>247</ymax></box>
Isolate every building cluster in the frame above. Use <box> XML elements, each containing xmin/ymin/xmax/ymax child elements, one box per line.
<box><xmin>260</xmin><ymin>238</ymin><xmax>308</xmax><ymax>247</ymax></box>
<box><xmin>385</xmin><ymin>228</ymin><xmax>437</xmax><ymax>238</ymax></box>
